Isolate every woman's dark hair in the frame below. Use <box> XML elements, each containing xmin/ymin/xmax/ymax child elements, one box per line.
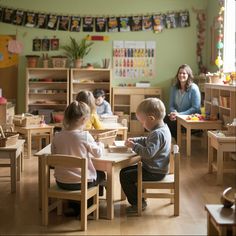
<box><xmin>63</xmin><ymin>101</ymin><xmax>90</xmax><ymax>129</ymax></box>
<box><xmin>75</xmin><ymin>90</ymin><xmax>96</xmax><ymax>113</ymax></box>
<box><xmin>175</xmin><ymin>64</ymin><xmax>194</xmax><ymax>90</ymax></box>
<box><xmin>93</xmin><ymin>88</ymin><xmax>105</xmax><ymax>99</ymax></box>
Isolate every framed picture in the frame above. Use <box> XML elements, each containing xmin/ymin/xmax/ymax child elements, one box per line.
<box><xmin>70</xmin><ymin>16</ymin><xmax>81</xmax><ymax>32</ymax></box>
<box><xmin>83</xmin><ymin>16</ymin><xmax>94</xmax><ymax>32</ymax></box>
<box><xmin>47</xmin><ymin>14</ymin><xmax>58</xmax><ymax>30</ymax></box>
<box><xmin>50</xmin><ymin>37</ymin><xmax>59</xmax><ymax>50</ymax></box>
<box><xmin>58</xmin><ymin>15</ymin><xmax>70</xmax><ymax>31</ymax></box>
<box><xmin>32</xmin><ymin>38</ymin><xmax>41</xmax><ymax>51</ymax></box>
<box><xmin>107</xmin><ymin>17</ymin><xmax>119</xmax><ymax>32</ymax></box>
<box><xmin>37</xmin><ymin>13</ymin><xmax>48</xmax><ymax>29</ymax></box>
<box><xmin>95</xmin><ymin>17</ymin><xmax>106</xmax><ymax>32</ymax></box>
<box><xmin>42</xmin><ymin>38</ymin><xmax>50</xmax><ymax>51</ymax></box>
<box><xmin>25</xmin><ymin>12</ymin><xmax>37</xmax><ymax>27</ymax></box>
<box><xmin>13</xmin><ymin>10</ymin><xmax>25</xmax><ymax>25</ymax></box>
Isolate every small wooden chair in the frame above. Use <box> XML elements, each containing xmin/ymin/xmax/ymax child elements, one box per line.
<box><xmin>41</xmin><ymin>154</ymin><xmax>99</xmax><ymax>231</ymax></box>
<box><xmin>137</xmin><ymin>144</ymin><xmax>180</xmax><ymax>216</ymax></box>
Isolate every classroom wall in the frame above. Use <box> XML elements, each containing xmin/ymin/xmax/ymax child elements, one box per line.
<box><xmin>0</xmin><ymin>0</ymin><xmax>219</xmax><ymax>113</ymax></box>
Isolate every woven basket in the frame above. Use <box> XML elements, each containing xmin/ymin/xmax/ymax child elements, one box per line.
<box><xmin>13</xmin><ymin>114</ymin><xmax>44</xmax><ymax>127</ymax></box>
<box><xmin>0</xmin><ymin>132</ymin><xmax>19</xmax><ymax>147</ymax></box>
<box><xmin>51</xmin><ymin>57</ymin><xmax>67</xmax><ymax>68</ymax></box>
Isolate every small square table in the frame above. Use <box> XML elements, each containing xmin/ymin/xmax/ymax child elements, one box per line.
<box><xmin>177</xmin><ymin>115</ymin><xmax>222</xmax><ymax>157</ymax></box>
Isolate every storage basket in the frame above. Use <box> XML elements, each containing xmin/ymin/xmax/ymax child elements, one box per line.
<box><xmin>100</xmin><ymin>115</ymin><xmax>118</xmax><ymax>123</ymax></box>
<box><xmin>88</xmin><ymin>129</ymin><xmax>118</xmax><ymax>147</ymax></box>
<box><xmin>13</xmin><ymin>114</ymin><xmax>44</xmax><ymax>127</ymax></box>
<box><xmin>227</xmin><ymin>124</ymin><xmax>236</xmax><ymax>136</ymax></box>
<box><xmin>51</xmin><ymin>57</ymin><xmax>67</xmax><ymax>68</ymax></box>
<box><xmin>0</xmin><ymin>132</ymin><xmax>19</xmax><ymax>147</ymax></box>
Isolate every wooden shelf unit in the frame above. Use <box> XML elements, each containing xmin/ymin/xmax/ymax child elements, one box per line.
<box><xmin>204</xmin><ymin>83</ymin><xmax>236</xmax><ymax>126</ymax></box>
<box><xmin>70</xmin><ymin>68</ymin><xmax>112</xmax><ymax>103</ymax></box>
<box><xmin>25</xmin><ymin>68</ymin><xmax>70</xmax><ymax>122</ymax></box>
<box><xmin>0</xmin><ymin>103</ymin><xmax>15</xmax><ymax>124</ymax></box>
<box><xmin>112</xmin><ymin>87</ymin><xmax>162</xmax><ymax>135</ymax></box>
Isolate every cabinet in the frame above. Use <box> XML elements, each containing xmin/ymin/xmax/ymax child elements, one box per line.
<box><xmin>0</xmin><ymin>103</ymin><xmax>15</xmax><ymax>124</ymax></box>
<box><xmin>204</xmin><ymin>83</ymin><xmax>236</xmax><ymax>125</ymax></box>
<box><xmin>112</xmin><ymin>87</ymin><xmax>162</xmax><ymax>135</ymax></box>
<box><xmin>25</xmin><ymin>68</ymin><xmax>70</xmax><ymax>123</ymax></box>
<box><xmin>70</xmin><ymin>69</ymin><xmax>112</xmax><ymax>103</ymax></box>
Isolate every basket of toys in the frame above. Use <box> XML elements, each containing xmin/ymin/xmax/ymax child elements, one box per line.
<box><xmin>51</xmin><ymin>56</ymin><xmax>67</xmax><ymax>68</ymax></box>
<box><xmin>0</xmin><ymin>126</ymin><xmax>19</xmax><ymax>147</ymax></box>
<box><xmin>13</xmin><ymin>114</ymin><xmax>44</xmax><ymax>127</ymax></box>
<box><xmin>88</xmin><ymin>129</ymin><xmax>118</xmax><ymax>147</ymax></box>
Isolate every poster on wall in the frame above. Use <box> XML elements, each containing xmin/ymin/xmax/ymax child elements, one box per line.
<box><xmin>83</xmin><ymin>17</ymin><xmax>94</xmax><ymax>32</ymax></box>
<box><xmin>130</xmin><ymin>16</ymin><xmax>142</xmax><ymax>31</ymax></box>
<box><xmin>113</xmin><ymin>40</ymin><xmax>156</xmax><ymax>79</ymax></box>
<box><xmin>13</xmin><ymin>10</ymin><xmax>25</xmax><ymax>25</ymax></box>
<box><xmin>95</xmin><ymin>17</ymin><xmax>106</xmax><ymax>32</ymax></box>
<box><xmin>119</xmin><ymin>17</ymin><xmax>131</xmax><ymax>32</ymax></box>
<box><xmin>36</xmin><ymin>13</ymin><xmax>48</xmax><ymax>29</ymax></box>
<box><xmin>32</xmin><ymin>38</ymin><xmax>41</xmax><ymax>51</ymax></box>
<box><xmin>107</xmin><ymin>17</ymin><xmax>119</xmax><ymax>32</ymax></box>
<box><xmin>70</xmin><ymin>16</ymin><xmax>81</xmax><ymax>32</ymax></box>
<box><xmin>179</xmin><ymin>11</ymin><xmax>190</xmax><ymax>27</ymax></box>
<box><xmin>153</xmin><ymin>14</ymin><xmax>165</xmax><ymax>33</ymax></box>
<box><xmin>58</xmin><ymin>15</ymin><xmax>70</xmax><ymax>31</ymax></box>
<box><xmin>3</xmin><ymin>8</ymin><xmax>15</xmax><ymax>23</ymax></box>
<box><xmin>142</xmin><ymin>15</ymin><xmax>153</xmax><ymax>31</ymax></box>
<box><xmin>47</xmin><ymin>14</ymin><xmax>58</xmax><ymax>30</ymax></box>
<box><xmin>25</xmin><ymin>12</ymin><xmax>37</xmax><ymax>27</ymax></box>
<box><xmin>0</xmin><ymin>8</ymin><xmax>3</xmax><ymax>22</ymax></box>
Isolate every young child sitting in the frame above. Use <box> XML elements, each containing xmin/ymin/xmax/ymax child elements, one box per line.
<box><xmin>93</xmin><ymin>88</ymin><xmax>113</xmax><ymax>116</ymax></box>
<box><xmin>76</xmin><ymin>90</ymin><xmax>103</xmax><ymax>129</ymax></box>
<box><xmin>119</xmin><ymin>97</ymin><xmax>172</xmax><ymax>213</ymax></box>
<box><xmin>51</xmin><ymin>101</ymin><xmax>105</xmax><ymax>217</ymax></box>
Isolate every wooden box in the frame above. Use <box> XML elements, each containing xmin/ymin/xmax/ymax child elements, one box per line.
<box><xmin>88</xmin><ymin>129</ymin><xmax>117</xmax><ymax>147</ymax></box>
<box><xmin>13</xmin><ymin>114</ymin><xmax>44</xmax><ymax>127</ymax></box>
<box><xmin>0</xmin><ymin>132</ymin><xmax>19</xmax><ymax>147</ymax></box>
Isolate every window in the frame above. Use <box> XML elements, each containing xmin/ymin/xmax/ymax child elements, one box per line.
<box><xmin>223</xmin><ymin>0</ymin><xmax>236</xmax><ymax>72</ymax></box>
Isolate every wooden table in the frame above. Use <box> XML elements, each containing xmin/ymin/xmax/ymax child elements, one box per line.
<box><xmin>177</xmin><ymin>115</ymin><xmax>222</xmax><ymax>157</ymax></box>
<box><xmin>205</xmin><ymin>204</ymin><xmax>236</xmax><ymax>236</ymax></box>
<box><xmin>15</xmin><ymin>125</ymin><xmax>54</xmax><ymax>159</ymax></box>
<box><xmin>0</xmin><ymin>139</ymin><xmax>25</xmax><ymax>193</ymax></box>
<box><xmin>208</xmin><ymin>131</ymin><xmax>236</xmax><ymax>185</ymax></box>
<box><xmin>35</xmin><ymin>144</ymin><xmax>140</xmax><ymax>220</ymax></box>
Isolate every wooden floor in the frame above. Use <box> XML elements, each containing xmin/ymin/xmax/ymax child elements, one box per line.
<box><xmin>0</xmin><ymin>139</ymin><xmax>236</xmax><ymax>235</ymax></box>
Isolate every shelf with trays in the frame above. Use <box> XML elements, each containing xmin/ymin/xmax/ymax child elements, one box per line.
<box><xmin>25</xmin><ymin>68</ymin><xmax>70</xmax><ymax>123</ymax></box>
<box><xmin>70</xmin><ymin>68</ymin><xmax>112</xmax><ymax>103</ymax></box>
<box><xmin>204</xmin><ymin>83</ymin><xmax>236</xmax><ymax>126</ymax></box>
<box><xmin>112</xmin><ymin>87</ymin><xmax>162</xmax><ymax>135</ymax></box>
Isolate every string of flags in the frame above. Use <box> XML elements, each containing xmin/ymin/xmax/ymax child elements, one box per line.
<box><xmin>0</xmin><ymin>5</ymin><xmax>190</xmax><ymax>33</ymax></box>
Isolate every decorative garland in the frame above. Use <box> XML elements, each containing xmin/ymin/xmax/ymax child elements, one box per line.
<box><xmin>0</xmin><ymin>5</ymin><xmax>190</xmax><ymax>33</ymax></box>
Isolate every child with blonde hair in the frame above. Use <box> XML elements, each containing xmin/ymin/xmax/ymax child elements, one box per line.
<box><xmin>76</xmin><ymin>90</ymin><xmax>103</xmax><ymax>129</ymax></box>
<box><xmin>51</xmin><ymin>101</ymin><xmax>105</xmax><ymax>217</ymax></box>
<box><xmin>120</xmin><ymin>97</ymin><xmax>171</xmax><ymax>213</ymax></box>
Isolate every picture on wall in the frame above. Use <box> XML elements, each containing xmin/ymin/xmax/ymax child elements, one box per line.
<box><xmin>119</xmin><ymin>17</ymin><xmax>131</xmax><ymax>32</ymax></box>
<box><xmin>25</xmin><ymin>12</ymin><xmax>37</xmax><ymax>27</ymax></box>
<box><xmin>50</xmin><ymin>37</ymin><xmax>59</xmax><ymax>50</ymax></box>
<box><xmin>0</xmin><ymin>7</ymin><xmax>3</xmax><ymax>22</ymax></box>
<box><xmin>3</xmin><ymin>8</ymin><xmax>15</xmax><ymax>23</ymax></box>
<box><xmin>58</xmin><ymin>15</ymin><xmax>70</xmax><ymax>31</ymax></box>
<box><xmin>13</xmin><ymin>10</ymin><xmax>25</xmax><ymax>25</ymax></box>
<box><xmin>107</xmin><ymin>17</ymin><xmax>119</xmax><ymax>32</ymax></box>
<box><xmin>47</xmin><ymin>14</ymin><xmax>58</xmax><ymax>30</ymax></box>
<box><xmin>70</xmin><ymin>16</ymin><xmax>81</xmax><ymax>32</ymax></box>
<box><xmin>142</xmin><ymin>15</ymin><xmax>153</xmax><ymax>31</ymax></box>
<box><xmin>153</xmin><ymin>14</ymin><xmax>165</xmax><ymax>33</ymax></box>
<box><xmin>130</xmin><ymin>16</ymin><xmax>142</xmax><ymax>31</ymax></box>
<box><xmin>36</xmin><ymin>13</ymin><xmax>48</xmax><ymax>29</ymax></box>
<box><xmin>165</xmin><ymin>12</ymin><xmax>179</xmax><ymax>29</ymax></box>
<box><xmin>179</xmin><ymin>11</ymin><xmax>190</xmax><ymax>27</ymax></box>
<box><xmin>113</xmin><ymin>40</ymin><xmax>156</xmax><ymax>79</ymax></box>
<box><xmin>42</xmin><ymin>38</ymin><xmax>50</xmax><ymax>51</ymax></box>
<box><xmin>95</xmin><ymin>17</ymin><xmax>106</xmax><ymax>32</ymax></box>
<box><xmin>83</xmin><ymin>16</ymin><xmax>94</xmax><ymax>32</ymax></box>
<box><xmin>32</xmin><ymin>38</ymin><xmax>41</xmax><ymax>51</ymax></box>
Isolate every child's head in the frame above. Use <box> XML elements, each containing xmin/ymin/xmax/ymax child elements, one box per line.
<box><xmin>76</xmin><ymin>90</ymin><xmax>96</xmax><ymax>113</ymax></box>
<box><xmin>63</xmin><ymin>101</ymin><xmax>90</xmax><ymax>129</ymax></box>
<box><xmin>136</xmin><ymin>98</ymin><xmax>166</xmax><ymax>131</ymax></box>
<box><xmin>93</xmin><ymin>89</ymin><xmax>106</xmax><ymax>106</ymax></box>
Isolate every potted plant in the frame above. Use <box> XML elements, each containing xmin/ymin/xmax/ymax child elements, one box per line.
<box><xmin>61</xmin><ymin>36</ymin><xmax>93</xmax><ymax>68</ymax></box>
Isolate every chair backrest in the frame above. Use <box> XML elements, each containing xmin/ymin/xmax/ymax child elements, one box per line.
<box><xmin>41</xmin><ymin>154</ymin><xmax>87</xmax><ymax>196</ymax></box>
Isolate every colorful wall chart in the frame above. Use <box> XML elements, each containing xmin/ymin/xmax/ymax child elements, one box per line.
<box><xmin>113</xmin><ymin>40</ymin><xmax>156</xmax><ymax>79</ymax></box>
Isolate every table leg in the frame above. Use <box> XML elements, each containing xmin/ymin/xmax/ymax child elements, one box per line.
<box><xmin>208</xmin><ymin>136</ymin><xmax>213</xmax><ymax>173</ymax></box>
<box><xmin>38</xmin><ymin>158</ymin><xmax>42</xmax><ymax>210</ymax></box>
<box><xmin>21</xmin><ymin>146</ymin><xmax>24</xmax><ymax>172</ymax></box>
<box><xmin>10</xmin><ymin>153</ymin><xmax>16</xmax><ymax>193</ymax></box>
<box><xmin>177</xmin><ymin>122</ymin><xmax>181</xmax><ymax>147</ymax></box>
<box><xmin>17</xmin><ymin>153</ymin><xmax>21</xmax><ymax>181</ymax></box>
<box><xmin>217</xmin><ymin>149</ymin><xmax>224</xmax><ymax>185</ymax></box>
<box><xmin>26</xmin><ymin>130</ymin><xmax>31</xmax><ymax>159</ymax></box>
<box><xmin>106</xmin><ymin>167</ymin><xmax>114</xmax><ymax>220</ymax></box>
<box><xmin>186</xmin><ymin>128</ymin><xmax>191</xmax><ymax>157</ymax></box>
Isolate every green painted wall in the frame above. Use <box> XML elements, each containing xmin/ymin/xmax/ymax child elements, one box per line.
<box><xmin>0</xmin><ymin>0</ymin><xmax>219</xmax><ymax>113</ymax></box>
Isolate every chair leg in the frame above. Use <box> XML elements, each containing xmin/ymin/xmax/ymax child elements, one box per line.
<box><xmin>80</xmin><ymin>199</ymin><xmax>87</xmax><ymax>231</ymax></box>
<box><xmin>95</xmin><ymin>186</ymin><xmax>99</xmax><ymax>220</ymax></box>
<box><xmin>174</xmin><ymin>186</ymin><xmax>179</xmax><ymax>216</ymax></box>
<box><xmin>42</xmin><ymin>195</ymin><xmax>49</xmax><ymax>226</ymax></box>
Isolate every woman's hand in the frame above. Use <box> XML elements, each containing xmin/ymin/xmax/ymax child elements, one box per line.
<box><xmin>125</xmin><ymin>138</ymin><xmax>135</xmax><ymax>149</ymax></box>
<box><xmin>169</xmin><ymin>111</ymin><xmax>178</xmax><ymax>121</ymax></box>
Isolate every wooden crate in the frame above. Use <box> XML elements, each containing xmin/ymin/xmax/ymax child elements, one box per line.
<box><xmin>88</xmin><ymin>129</ymin><xmax>117</xmax><ymax>147</ymax></box>
<box><xmin>13</xmin><ymin>114</ymin><xmax>44</xmax><ymax>127</ymax></box>
<box><xmin>0</xmin><ymin>132</ymin><xmax>19</xmax><ymax>147</ymax></box>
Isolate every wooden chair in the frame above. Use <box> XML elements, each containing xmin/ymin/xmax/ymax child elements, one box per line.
<box><xmin>137</xmin><ymin>144</ymin><xmax>180</xmax><ymax>216</ymax></box>
<box><xmin>41</xmin><ymin>154</ymin><xmax>99</xmax><ymax>231</ymax></box>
